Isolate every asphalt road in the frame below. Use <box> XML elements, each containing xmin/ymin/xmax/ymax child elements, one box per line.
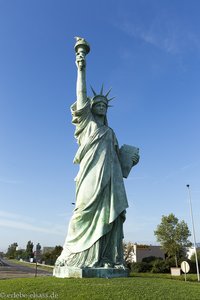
<box><xmin>0</xmin><ymin>258</ymin><xmax>53</xmax><ymax>279</ymax></box>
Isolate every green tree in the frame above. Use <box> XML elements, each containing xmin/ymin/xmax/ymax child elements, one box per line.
<box><xmin>190</xmin><ymin>249</ymin><xmax>200</xmax><ymax>262</ymax></box>
<box><xmin>6</xmin><ymin>242</ymin><xmax>18</xmax><ymax>259</ymax></box>
<box><xmin>188</xmin><ymin>250</ymin><xmax>200</xmax><ymax>273</ymax></box>
<box><xmin>16</xmin><ymin>249</ymin><xmax>26</xmax><ymax>260</ymax></box>
<box><xmin>41</xmin><ymin>245</ymin><xmax>63</xmax><ymax>265</ymax></box>
<box><xmin>24</xmin><ymin>241</ymin><xmax>34</xmax><ymax>261</ymax></box>
<box><xmin>154</xmin><ymin>213</ymin><xmax>192</xmax><ymax>267</ymax></box>
<box><xmin>35</xmin><ymin>243</ymin><xmax>42</xmax><ymax>262</ymax></box>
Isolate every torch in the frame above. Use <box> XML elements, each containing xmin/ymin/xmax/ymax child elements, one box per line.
<box><xmin>74</xmin><ymin>37</ymin><xmax>90</xmax><ymax>70</ymax></box>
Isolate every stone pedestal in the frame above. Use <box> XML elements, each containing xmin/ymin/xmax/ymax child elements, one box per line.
<box><xmin>53</xmin><ymin>266</ymin><xmax>129</xmax><ymax>278</ymax></box>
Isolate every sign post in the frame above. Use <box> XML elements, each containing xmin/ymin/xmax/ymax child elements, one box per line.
<box><xmin>181</xmin><ymin>261</ymin><xmax>190</xmax><ymax>282</ymax></box>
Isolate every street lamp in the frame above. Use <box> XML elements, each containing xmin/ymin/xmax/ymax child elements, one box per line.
<box><xmin>186</xmin><ymin>184</ymin><xmax>200</xmax><ymax>282</ymax></box>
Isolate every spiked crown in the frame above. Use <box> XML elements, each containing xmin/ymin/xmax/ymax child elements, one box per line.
<box><xmin>90</xmin><ymin>85</ymin><xmax>115</xmax><ymax>108</ymax></box>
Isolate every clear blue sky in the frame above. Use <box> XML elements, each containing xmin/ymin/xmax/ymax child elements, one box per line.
<box><xmin>0</xmin><ymin>0</ymin><xmax>200</xmax><ymax>252</ymax></box>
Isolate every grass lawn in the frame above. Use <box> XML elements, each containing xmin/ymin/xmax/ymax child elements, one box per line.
<box><xmin>0</xmin><ymin>274</ymin><xmax>200</xmax><ymax>300</ymax></box>
<box><xmin>131</xmin><ymin>272</ymin><xmax>200</xmax><ymax>282</ymax></box>
<box><xmin>7</xmin><ymin>259</ymin><xmax>53</xmax><ymax>272</ymax></box>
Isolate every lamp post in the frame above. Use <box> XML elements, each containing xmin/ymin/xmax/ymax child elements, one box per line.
<box><xmin>186</xmin><ymin>184</ymin><xmax>200</xmax><ymax>282</ymax></box>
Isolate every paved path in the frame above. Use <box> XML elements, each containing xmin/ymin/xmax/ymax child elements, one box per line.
<box><xmin>0</xmin><ymin>258</ymin><xmax>53</xmax><ymax>279</ymax></box>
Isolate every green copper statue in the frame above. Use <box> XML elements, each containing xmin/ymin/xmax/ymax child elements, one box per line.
<box><xmin>55</xmin><ymin>37</ymin><xmax>140</xmax><ymax>270</ymax></box>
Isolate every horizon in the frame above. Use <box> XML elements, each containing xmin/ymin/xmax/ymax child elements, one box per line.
<box><xmin>1</xmin><ymin>0</ymin><xmax>200</xmax><ymax>252</ymax></box>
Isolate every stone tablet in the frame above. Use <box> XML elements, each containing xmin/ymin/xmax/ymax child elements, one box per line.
<box><xmin>119</xmin><ymin>144</ymin><xmax>139</xmax><ymax>178</ymax></box>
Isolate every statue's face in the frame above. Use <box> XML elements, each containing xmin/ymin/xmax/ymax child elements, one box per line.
<box><xmin>92</xmin><ymin>102</ymin><xmax>107</xmax><ymax>116</ymax></box>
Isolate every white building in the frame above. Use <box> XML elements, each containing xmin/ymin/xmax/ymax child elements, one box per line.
<box><xmin>132</xmin><ymin>244</ymin><xmax>165</xmax><ymax>262</ymax></box>
<box><xmin>187</xmin><ymin>246</ymin><xmax>200</xmax><ymax>259</ymax></box>
<box><xmin>126</xmin><ymin>243</ymin><xmax>200</xmax><ymax>264</ymax></box>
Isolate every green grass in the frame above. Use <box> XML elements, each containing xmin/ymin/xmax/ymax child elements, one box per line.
<box><xmin>7</xmin><ymin>259</ymin><xmax>53</xmax><ymax>272</ymax></box>
<box><xmin>0</xmin><ymin>275</ymin><xmax>200</xmax><ymax>300</ymax></box>
<box><xmin>131</xmin><ymin>272</ymin><xmax>200</xmax><ymax>282</ymax></box>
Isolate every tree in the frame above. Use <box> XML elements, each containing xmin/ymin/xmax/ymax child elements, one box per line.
<box><xmin>189</xmin><ymin>250</ymin><xmax>200</xmax><ymax>273</ymax></box>
<box><xmin>16</xmin><ymin>249</ymin><xmax>26</xmax><ymax>260</ymax></box>
<box><xmin>190</xmin><ymin>250</ymin><xmax>200</xmax><ymax>262</ymax></box>
<box><xmin>6</xmin><ymin>242</ymin><xmax>18</xmax><ymax>259</ymax></box>
<box><xmin>41</xmin><ymin>246</ymin><xmax>63</xmax><ymax>265</ymax></box>
<box><xmin>36</xmin><ymin>243</ymin><xmax>41</xmax><ymax>253</ymax></box>
<box><xmin>24</xmin><ymin>241</ymin><xmax>34</xmax><ymax>261</ymax></box>
<box><xmin>34</xmin><ymin>243</ymin><xmax>42</xmax><ymax>262</ymax></box>
<box><xmin>123</xmin><ymin>242</ymin><xmax>135</xmax><ymax>268</ymax></box>
<box><xmin>154</xmin><ymin>213</ymin><xmax>192</xmax><ymax>267</ymax></box>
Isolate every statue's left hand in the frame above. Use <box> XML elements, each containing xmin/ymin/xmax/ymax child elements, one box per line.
<box><xmin>132</xmin><ymin>153</ymin><xmax>140</xmax><ymax>166</ymax></box>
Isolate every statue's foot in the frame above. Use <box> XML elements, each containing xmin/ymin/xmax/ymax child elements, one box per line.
<box><xmin>55</xmin><ymin>258</ymin><xmax>66</xmax><ymax>267</ymax></box>
<box><xmin>103</xmin><ymin>263</ymin><xmax>113</xmax><ymax>269</ymax></box>
<box><xmin>114</xmin><ymin>264</ymin><xmax>126</xmax><ymax>270</ymax></box>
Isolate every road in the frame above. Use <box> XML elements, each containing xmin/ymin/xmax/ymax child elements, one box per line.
<box><xmin>0</xmin><ymin>258</ymin><xmax>53</xmax><ymax>279</ymax></box>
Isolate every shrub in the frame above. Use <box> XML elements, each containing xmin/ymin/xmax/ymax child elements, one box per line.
<box><xmin>186</xmin><ymin>259</ymin><xmax>200</xmax><ymax>274</ymax></box>
<box><xmin>151</xmin><ymin>259</ymin><xmax>170</xmax><ymax>273</ymax></box>
<box><xmin>142</xmin><ymin>256</ymin><xmax>163</xmax><ymax>264</ymax></box>
<box><xmin>131</xmin><ymin>262</ymin><xmax>152</xmax><ymax>273</ymax></box>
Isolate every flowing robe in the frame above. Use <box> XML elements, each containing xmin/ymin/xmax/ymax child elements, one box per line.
<box><xmin>56</xmin><ymin>100</ymin><xmax>128</xmax><ymax>267</ymax></box>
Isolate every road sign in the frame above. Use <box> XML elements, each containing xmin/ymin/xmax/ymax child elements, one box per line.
<box><xmin>181</xmin><ymin>261</ymin><xmax>190</xmax><ymax>273</ymax></box>
<box><xmin>181</xmin><ymin>261</ymin><xmax>190</xmax><ymax>282</ymax></box>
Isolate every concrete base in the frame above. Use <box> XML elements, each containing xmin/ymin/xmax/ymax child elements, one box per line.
<box><xmin>171</xmin><ymin>267</ymin><xmax>181</xmax><ymax>276</ymax></box>
<box><xmin>53</xmin><ymin>266</ymin><xmax>129</xmax><ymax>278</ymax></box>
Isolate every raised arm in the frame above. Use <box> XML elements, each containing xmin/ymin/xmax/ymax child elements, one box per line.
<box><xmin>74</xmin><ymin>37</ymin><xmax>90</xmax><ymax>110</ymax></box>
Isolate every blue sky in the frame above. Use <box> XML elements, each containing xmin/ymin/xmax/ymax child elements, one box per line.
<box><xmin>0</xmin><ymin>0</ymin><xmax>200</xmax><ymax>252</ymax></box>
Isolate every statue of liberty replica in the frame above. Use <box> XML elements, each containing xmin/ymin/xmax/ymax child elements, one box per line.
<box><xmin>53</xmin><ymin>37</ymin><xmax>140</xmax><ymax>278</ymax></box>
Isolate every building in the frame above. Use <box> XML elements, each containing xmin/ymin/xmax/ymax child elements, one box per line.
<box><xmin>132</xmin><ymin>244</ymin><xmax>165</xmax><ymax>262</ymax></box>
<box><xmin>187</xmin><ymin>246</ymin><xmax>200</xmax><ymax>259</ymax></box>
